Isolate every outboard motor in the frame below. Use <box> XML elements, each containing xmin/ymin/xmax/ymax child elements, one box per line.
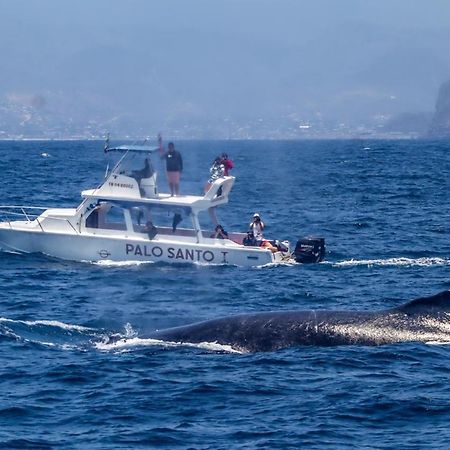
<box><xmin>294</xmin><ymin>237</ymin><xmax>326</xmax><ymax>263</ymax></box>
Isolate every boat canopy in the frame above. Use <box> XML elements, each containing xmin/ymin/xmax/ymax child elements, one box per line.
<box><xmin>96</xmin><ymin>199</ymin><xmax>192</xmax><ymax>216</ymax></box>
<box><xmin>81</xmin><ymin>175</ymin><xmax>236</xmax><ymax>212</ymax></box>
<box><xmin>104</xmin><ymin>145</ymin><xmax>159</xmax><ymax>154</ymax></box>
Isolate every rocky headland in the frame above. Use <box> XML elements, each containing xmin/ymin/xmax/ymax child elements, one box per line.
<box><xmin>429</xmin><ymin>80</ymin><xmax>450</xmax><ymax>137</ymax></box>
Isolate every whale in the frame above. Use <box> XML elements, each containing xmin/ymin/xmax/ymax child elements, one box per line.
<box><xmin>147</xmin><ymin>291</ymin><xmax>450</xmax><ymax>352</ymax></box>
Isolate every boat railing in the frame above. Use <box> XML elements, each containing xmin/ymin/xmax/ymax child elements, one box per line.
<box><xmin>0</xmin><ymin>206</ymin><xmax>79</xmax><ymax>235</ymax></box>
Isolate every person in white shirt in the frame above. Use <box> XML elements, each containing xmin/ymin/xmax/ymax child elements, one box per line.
<box><xmin>249</xmin><ymin>213</ymin><xmax>265</xmax><ymax>243</ymax></box>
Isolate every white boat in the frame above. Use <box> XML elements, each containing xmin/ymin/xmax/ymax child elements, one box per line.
<box><xmin>0</xmin><ymin>142</ymin><xmax>325</xmax><ymax>266</ymax></box>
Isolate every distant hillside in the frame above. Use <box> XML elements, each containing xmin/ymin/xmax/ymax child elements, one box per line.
<box><xmin>383</xmin><ymin>112</ymin><xmax>432</xmax><ymax>135</ymax></box>
<box><xmin>429</xmin><ymin>80</ymin><xmax>450</xmax><ymax>137</ymax></box>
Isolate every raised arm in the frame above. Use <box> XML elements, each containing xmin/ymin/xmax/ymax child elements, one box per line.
<box><xmin>158</xmin><ymin>133</ymin><xmax>165</xmax><ymax>158</ymax></box>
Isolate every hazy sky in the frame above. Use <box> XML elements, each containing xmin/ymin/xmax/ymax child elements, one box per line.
<box><xmin>1</xmin><ymin>0</ymin><xmax>450</xmax><ymax>133</ymax></box>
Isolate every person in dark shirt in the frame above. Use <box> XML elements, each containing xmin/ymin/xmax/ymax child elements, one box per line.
<box><xmin>243</xmin><ymin>231</ymin><xmax>257</xmax><ymax>246</ymax></box>
<box><xmin>133</xmin><ymin>158</ymin><xmax>154</xmax><ymax>184</ymax></box>
<box><xmin>159</xmin><ymin>134</ymin><xmax>183</xmax><ymax>196</ymax></box>
<box><xmin>143</xmin><ymin>220</ymin><xmax>157</xmax><ymax>239</ymax></box>
<box><xmin>211</xmin><ymin>224</ymin><xmax>228</xmax><ymax>239</ymax></box>
<box><xmin>141</xmin><ymin>158</ymin><xmax>154</xmax><ymax>178</ymax></box>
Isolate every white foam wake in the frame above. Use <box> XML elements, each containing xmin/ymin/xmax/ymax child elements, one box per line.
<box><xmin>90</xmin><ymin>259</ymin><xmax>156</xmax><ymax>267</ymax></box>
<box><xmin>0</xmin><ymin>317</ymin><xmax>242</xmax><ymax>354</ymax></box>
<box><xmin>95</xmin><ymin>336</ymin><xmax>242</xmax><ymax>354</ymax></box>
<box><xmin>91</xmin><ymin>259</ymin><xmax>229</xmax><ymax>268</ymax></box>
<box><xmin>332</xmin><ymin>257</ymin><xmax>450</xmax><ymax>268</ymax></box>
<box><xmin>257</xmin><ymin>257</ymin><xmax>298</xmax><ymax>269</ymax></box>
<box><xmin>0</xmin><ymin>317</ymin><xmax>95</xmax><ymax>332</ymax></box>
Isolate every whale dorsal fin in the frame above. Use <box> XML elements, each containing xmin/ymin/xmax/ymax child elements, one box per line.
<box><xmin>395</xmin><ymin>290</ymin><xmax>450</xmax><ymax>313</ymax></box>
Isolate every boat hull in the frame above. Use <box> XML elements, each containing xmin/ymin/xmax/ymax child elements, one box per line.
<box><xmin>0</xmin><ymin>228</ymin><xmax>278</xmax><ymax>266</ymax></box>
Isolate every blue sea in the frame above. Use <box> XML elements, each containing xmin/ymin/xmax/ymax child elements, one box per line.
<box><xmin>1</xmin><ymin>139</ymin><xmax>450</xmax><ymax>448</ymax></box>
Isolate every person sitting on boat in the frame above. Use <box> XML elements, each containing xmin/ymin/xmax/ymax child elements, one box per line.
<box><xmin>260</xmin><ymin>239</ymin><xmax>278</xmax><ymax>253</ymax></box>
<box><xmin>204</xmin><ymin>156</ymin><xmax>225</xmax><ymax>193</ymax></box>
<box><xmin>141</xmin><ymin>158</ymin><xmax>154</xmax><ymax>179</ymax></box>
<box><xmin>211</xmin><ymin>224</ymin><xmax>228</xmax><ymax>239</ymax></box>
<box><xmin>243</xmin><ymin>231</ymin><xmax>257</xmax><ymax>246</ymax></box>
<box><xmin>249</xmin><ymin>213</ymin><xmax>265</xmax><ymax>244</ymax></box>
<box><xmin>133</xmin><ymin>158</ymin><xmax>154</xmax><ymax>184</ymax></box>
<box><xmin>143</xmin><ymin>220</ymin><xmax>157</xmax><ymax>239</ymax></box>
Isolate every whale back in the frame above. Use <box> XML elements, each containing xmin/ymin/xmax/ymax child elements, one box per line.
<box><xmin>151</xmin><ymin>311</ymin><xmax>320</xmax><ymax>352</ymax></box>
<box><xmin>393</xmin><ymin>290</ymin><xmax>450</xmax><ymax>314</ymax></box>
<box><xmin>147</xmin><ymin>291</ymin><xmax>450</xmax><ymax>352</ymax></box>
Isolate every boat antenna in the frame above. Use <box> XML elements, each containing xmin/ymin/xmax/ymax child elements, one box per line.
<box><xmin>104</xmin><ymin>132</ymin><xmax>110</xmax><ymax>153</ymax></box>
<box><xmin>104</xmin><ymin>132</ymin><xmax>110</xmax><ymax>178</ymax></box>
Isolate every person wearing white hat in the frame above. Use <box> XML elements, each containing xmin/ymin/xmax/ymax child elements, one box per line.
<box><xmin>249</xmin><ymin>213</ymin><xmax>265</xmax><ymax>243</ymax></box>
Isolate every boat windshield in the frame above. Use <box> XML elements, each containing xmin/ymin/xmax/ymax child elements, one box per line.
<box><xmin>129</xmin><ymin>204</ymin><xmax>190</xmax><ymax>233</ymax></box>
<box><xmin>85</xmin><ymin>200</ymin><xmax>192</xmax><ymax>234</ymax></box>
<box><xmin>114</xmin><ymin>153</ymin><xmax>155</xmax><ymax>179</ymax></box>
<box><xmin>107</xmin><ymin>151</ymin><xmax>155</xmax><ymax>178</ymax></box>
<box><xmin>104</xmin><ymin>144</ymin><xmax>158</xmax><ymax>179</ymax></box>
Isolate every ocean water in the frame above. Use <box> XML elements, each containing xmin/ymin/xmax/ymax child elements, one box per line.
<box><xmin>1</xmin><ymin>139</ymin><xmax>450</xmax><ymax>448</ymax></box>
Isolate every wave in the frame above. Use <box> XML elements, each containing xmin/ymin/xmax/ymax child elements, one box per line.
<box><xmin>332</xmin><ymin>257</ymin><xmax>450</xmax><ymax>268</ymax></box>
<box><xmin>0</xmin><ymin>316</ymin><xmax>104</xmax><ymax>351</ymax></box>
<box><xmin>0</xmin><ymin>317</ymin><xmax>95</xmax><ymax>332</ymax></box>
<box><xmin>0</xmin><ymin>249</ymin><xmax>23</xmax><ymax>255</ymax></box>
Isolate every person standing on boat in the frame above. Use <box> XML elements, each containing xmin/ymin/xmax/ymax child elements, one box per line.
<box><xmin>158</xmin><ymin>134</ymin><xmax>183</xmax><ymax>196</ymax></box>
<box><xmin>249</xmin><ymin>213</ymin><xmax>265</xmax><ymax>244</ymax></box>
<box><xmin>221</xmin><ymin>153</ymin><xmax>233</xmax><ymax>176</ymax></box>
<box><xmin>204</xmin><ymin>156</ymin><xmax>225</xmax><ymax>193</ymax></box>
<box><xmin>203</xmin><ymin>156</ymin><xmax>226</xmax><ymax>226</ymax></box>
